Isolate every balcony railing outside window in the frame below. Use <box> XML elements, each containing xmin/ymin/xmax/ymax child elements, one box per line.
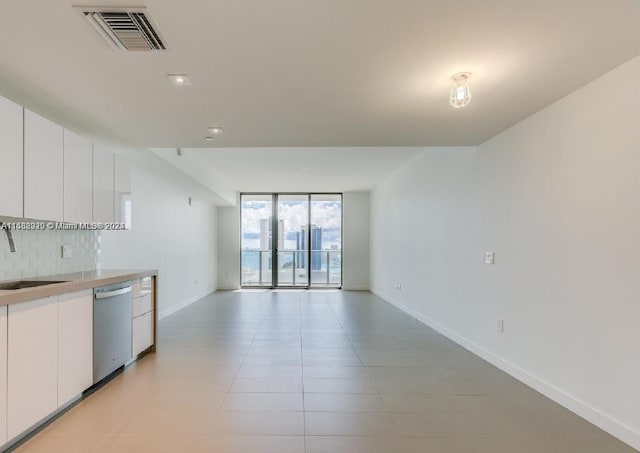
<box><xmin>241</xmin><ymin>249</ymin><xmax>341</xmax><ymax>287</ymax></box>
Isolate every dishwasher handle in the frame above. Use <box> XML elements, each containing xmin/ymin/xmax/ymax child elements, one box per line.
<box><xmin>95</xmin><ymin>286</ymin><xmax>132</xmax><ymax>300</ymax></box>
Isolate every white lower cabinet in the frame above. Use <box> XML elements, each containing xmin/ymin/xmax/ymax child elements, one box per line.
<box><xmin>57</xmin><ymin>291</ymin><xmax>93</xmax><ymax>407</ymax></box>
<box><xmin>0</xmin><ymin>307</ymin><xmax>8</xmax><ymax>445</ymax></box>
<box><xmin>132</xmin><ymin>277</ymin><xmax>154</xmax><ymax>357</ymax></box>
<box><xmin>132</xmin><ymin>293</ymin><xmax>152</xmax><ymax>318</ymax></box>
<box><xmin>1</xmin><ymin>278</ymin><xmax>153</xmax><ymax>445</ymax></box>
<box><xmin>132</xmin><ymin>311</ymin><xmax>154</xmax><ymax>356</ymax></box>
<box><xmin>7</xmin><ymin>297</ymin><xmax>58</xmax><ymax>440</ymax></box>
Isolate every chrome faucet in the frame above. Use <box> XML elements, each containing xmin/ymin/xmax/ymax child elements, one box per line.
<box><xmin>0</xmin><ymin>222</ymin><xmax>16</xmax><ymax>253</ymax></box>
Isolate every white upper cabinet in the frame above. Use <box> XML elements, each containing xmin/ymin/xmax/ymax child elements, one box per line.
<box><xmin>63</xmin><ymin>130</ymin><xmax>93</xmax><ymax>223</ymax></box>
<box><xmin>0</xmin><ymin>96</ymin><xmax>24</xmax><ymax>218</ymax></box>
<box><xmin>24</xmin><ymin>110</ymin><xmax>63</xmax><ymax>222</ymax></box>
<box><xmin>114</xmin><ymin>154</ymin><xmax>132</xmax><ymax>228</ymax></box>
<box><xmin>93</xmin><ymin>143</ymin><xmax>114</xmax><ymax>223</ymax></box>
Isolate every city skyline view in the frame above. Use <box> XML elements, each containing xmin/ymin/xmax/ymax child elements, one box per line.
<box><xmin>241</xmin><ymin>197</ymin><xmax>342</xmax><ymax>251</ymax></box>
<box><xmin>240</xmin><ymin>194</ymin><xmax>342</xmax><ymax>287</ymax></box>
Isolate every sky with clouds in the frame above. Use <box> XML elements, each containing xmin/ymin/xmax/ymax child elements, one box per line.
<box><xmin>241</xmin><ymin>196</ymin><xmax>342</xmax><ymax>250</ymax></box>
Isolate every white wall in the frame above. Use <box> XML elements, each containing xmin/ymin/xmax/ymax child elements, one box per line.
<box><xmin>217</xmin><ymin>203</ymin><xmax>241</xmax><ymax>290</ymax></box>
<box><xmin>100</xmin><ymin>164</ymin><xmax>218</xmax><ymax>318</ymax></box>
<box><xmin>370</xmin><ymin>57</ymin><xmax>640</xmax><ymax>448</ymax></box>
<box><xmin>343</xmin><ymin>192</ymin><xmax>369</xmax><ymax>290</ymax></box>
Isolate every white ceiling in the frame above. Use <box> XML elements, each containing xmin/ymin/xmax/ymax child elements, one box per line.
<box><xmin>172</xmin><ymin>147</ymin><xmax>424</xmax><ymax>192</ymax></box>
<box><xmin>0</xmin><ymin>0</ymin><xmax>637</xmax><ymax>150</ymax></box>
<box><xmin>0</xmin><ymin>1</ymin><xmax>637</xmax><ymax>198</ymax></box>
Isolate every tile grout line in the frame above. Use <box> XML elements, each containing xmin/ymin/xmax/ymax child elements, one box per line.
<box><xmin>300</xmin><ymin>291</ymin><xmax>307</xmax><ymax>452</ymax></box>
<box><xmin>13</xmin><ymin>290</ymin><xmax>634</xmax><ymax>451</ymax></box>
<box><xmin>219</xmin><ymin>291</ymin><xmax>270</xmax><ymax>410</ymax></box>
<box><xmin>325</xmin><ymin>292</ymin><xmax>404</xmax><ymax>435</ymax></box>
<box><xmin>325</xmin><ymin>292</ymin><xmax>365</xmax><ymax>370</ymax></box>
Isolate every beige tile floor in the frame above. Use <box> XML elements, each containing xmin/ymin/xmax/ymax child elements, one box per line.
<box><xmin>14</xmin><ymin>290</ymin><xmax>637</xmax><ymax>452</ymax></box>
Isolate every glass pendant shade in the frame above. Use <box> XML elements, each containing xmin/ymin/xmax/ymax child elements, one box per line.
<box><xmin>450</xmin><ymin>72</ymin><xmax>472</xmax><ymax>108</ymax></box>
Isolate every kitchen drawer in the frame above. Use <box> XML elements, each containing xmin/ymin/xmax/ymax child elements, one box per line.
<box><xmin>132</xmin><ymin>293</ymin><xmax>152</xmax><ymax>318</ymax></box>
<box><xmin>132</xmin><ymin>279</ymin><xmax>141</xmax><ymax>298</ymax></box>
<box><xmin>132</xmin><ymin>311</ymin><xmax>153</xmax><ymax>356</ymax></box>
<box><xmin>132</xmin><ymin>277</ymin><xmax>153</xmax><ymax>299</ymax></box>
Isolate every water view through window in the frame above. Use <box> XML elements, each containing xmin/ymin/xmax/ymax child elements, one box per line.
<box><xmin>241</xmin><ymin>194</ymin><xmax>342</xmax><ymax>287</ymax></box>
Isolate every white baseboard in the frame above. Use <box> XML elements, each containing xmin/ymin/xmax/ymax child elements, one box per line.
<box><xmin>342</xmin><ymin>286</ymin><xmax>370</xmax><ymax>291</ymax></box>
<box><xmin>372</xmin><ymin>288</ymin><xmax>640</xmax><ymax>451</ymax></box>
<box><xmin>157</xmin><ymin>288</ymin><xmax>215</xmax><ymax>320</ymax></box>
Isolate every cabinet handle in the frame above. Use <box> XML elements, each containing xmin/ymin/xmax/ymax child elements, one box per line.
<box><xmin>95</xmin><ymin>286</ymin><xmax>132</xmax><ymax>299</ymax></box>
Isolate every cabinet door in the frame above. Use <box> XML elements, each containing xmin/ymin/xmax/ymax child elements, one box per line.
<box><xmin>93</xmin><ymin>144</ymin><xmax>114</xmax><ymax>223</ymax></box>
<box><xmin>0</xmin><ymin>306</ymin><xmax>7</xmax><ymax>445</ymax></box>
<box><xmin>114</xmin><ymin>154</ymin><xmax>132</xmax><ymax>228</ymax></box>
<box><xmin>58</xmin><ymin>290</ymin><xmax>93</xmax><ymax>407</ymax></box>
<box><xmin>132</xmin><ymin>311</ymin><xmax>153</xmax><ymax>356</ymax></box>
<box><xmin>132</xmin><ymin>294</ymin><xmax>152</xmax><ymax>318</ymax></box>
<box><xmin>8</xmin><ymin>297</ymin><xmax>58</xmax><ymax>439</ymax></box>
<box><xmin>63</xmin><ymin>130</ymin><xmax>93</xmax><ymax>223</ymax></box>
<box><xmin>24</xmin><ymin>110</ymin><xmax>64</xmax><ymax>221</ymax></box>
<box><xmin>0</xmin><ymin>96</ymin><xmax>23</xmax><ymax>218</ymax></box>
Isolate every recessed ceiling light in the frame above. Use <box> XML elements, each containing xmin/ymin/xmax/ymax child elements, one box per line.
<box><xmin>207</xmin><ymin>126</ymin><xmax>224</xmax><ymax>135</ymax></box>
<box><xmin>167</xmin><ymin>74</ymin><xmax>192</xmax><ymax>86</ymax></box>
<box><xmin>204</xmin><ymin>136</ymin><xmax>215</xmax><ymax>141</ymax></box>
<box><xmin>302</xmin><ymin>166</ymin><xmax>309</xmax><ymax>171</ymax></box>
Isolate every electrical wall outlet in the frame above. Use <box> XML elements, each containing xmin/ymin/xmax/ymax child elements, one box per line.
<box><xmin>62</xmin><ymin>244</ymin><xmax>72</xmax><ymax>259</ymax></box>
<box><xmin>498</xmin><ymin>319</ymin><xmax>504</xmax><ymax>333</ymax></box>
<box><xmin>484</xmin><ymin>251</ymin><xmax>495</xmax><ymax>264</ymax></box>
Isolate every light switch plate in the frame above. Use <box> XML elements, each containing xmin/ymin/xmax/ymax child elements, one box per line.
<box><xmin>62</xmin><ymin>244</ymin><xmax>72</xmax><ymax>259</ymax></box>
<box><xmin>484</xmin><ymin>251</ymin><xmax>495</xmax><ymax>264</ymax></box>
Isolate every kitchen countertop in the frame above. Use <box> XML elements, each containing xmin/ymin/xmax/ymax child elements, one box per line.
<box><xmin>0</xmin><ymin>269</ymin><xmax>157</xmax><ymax>306</ymax></box>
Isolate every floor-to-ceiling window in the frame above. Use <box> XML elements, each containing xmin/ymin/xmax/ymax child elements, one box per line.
<box><xmin>310</xmin><ymin>194</ymin><xmax>342</xmax><ymax>286</ymax></box>
<box><xmin>240</xmin><ymin>194</ymin><xmax>273</xmax><ymax>286</ymax></box>
<box><xmin>240</xmin><ymin>193</ymin><xmax>342</xmax><ymax>288</ymax></box>
<box><xmin>277</xmin><ymin>195</ymin><xmax>310</xmax><ymax>287</ymax></box>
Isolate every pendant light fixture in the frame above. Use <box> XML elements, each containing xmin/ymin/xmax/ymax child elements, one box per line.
<box><xmin>450</xmin><ymin>72</ymin><xmax>472</xmax><ymax>108</ymax></box>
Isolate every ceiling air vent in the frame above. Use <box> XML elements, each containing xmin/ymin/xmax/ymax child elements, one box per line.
<box><xmin>82</xmin><ymin>8</ymin><xmax>167</xmax><ymax>51</ymax></box>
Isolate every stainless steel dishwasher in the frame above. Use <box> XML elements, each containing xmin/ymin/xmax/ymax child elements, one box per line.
<box><xmin>93</xmin><ymin>281</ymin><xmax>133</xmax><ymax>383</ymax></box>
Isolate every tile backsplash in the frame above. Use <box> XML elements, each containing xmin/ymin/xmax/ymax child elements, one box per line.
<box><xmin>0</xmin><ymin>229</ymin><xmax>99</xmax><ymax>280</ymax></box>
